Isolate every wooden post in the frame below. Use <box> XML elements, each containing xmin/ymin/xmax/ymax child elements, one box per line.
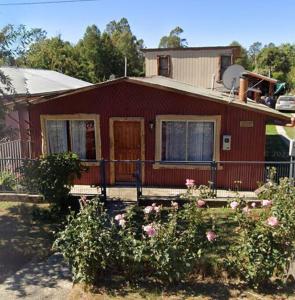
<box><xmin>239</xmin><ymin>77</ymin><xmax>248</xmax><ymax>103</ymax></box>
<box><xmin>254</xmin><ymin>90</ymin><xmax>261</xmax><ymax>103</ymax></box>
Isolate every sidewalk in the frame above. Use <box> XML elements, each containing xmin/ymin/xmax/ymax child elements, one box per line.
<box><xmin>0</xmin><ymin>253</ymin><xmax>72</xmax><ymax>300</ymax></box>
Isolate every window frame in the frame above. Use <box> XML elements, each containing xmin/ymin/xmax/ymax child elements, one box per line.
<box><xmin>157</xmin><ymin>55</ymin><xmax>171</xmax><ymax>77</ymax></box>
<box><xmin>154</xmin><ymin>115</ymin><xmax>221</xmax><ymax>169</ymax></box>
<box><xmin>219</xmin><ymin>55</ymin><xmax>233</xmax><ymax>81</ymax></box>
<box><xmin>40</xmin><ymin>114</ymin><xmax>101</xmax><ymax>166</ymax></box>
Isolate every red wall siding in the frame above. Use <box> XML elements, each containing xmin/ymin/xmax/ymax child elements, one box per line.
<box><xmin>29</xmin><ymin>81</ymin><xmax>267</xmax><ymax>189</ymax></box>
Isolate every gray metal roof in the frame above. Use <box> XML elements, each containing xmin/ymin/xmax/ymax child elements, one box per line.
<box><xmin>141</xmin><ymin>45</ymin><xmax>240</xmax><ymax>52</ymax></box>
<box><xmin>0</xmin><ymin>67</ymin><xmax>92</xmax><ymax>96</ymax></box>
<box><xmin>128</xmin><ymin>76</ymin><xmax>290</xmax><ymax>121</ymax></box>
<box><xmin>25</xmin><ymin>75</ymin><xmax>290</xmax><ymax>122</ymax></box>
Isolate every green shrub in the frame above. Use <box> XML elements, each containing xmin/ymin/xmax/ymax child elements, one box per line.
<box><xmin>227</xmin><ymin>177</ymin><xmax>295</xmax><ymax>288</ymax></box>
<box><xmin>0</xmin><ymin>171</ymin><xmax>17</xmax><ymax>191</ymax></box>
<box><xmin>21</xmin><ymin>153</ymin><xmax>85</xmax><ymax>211</ymax></box>
<box><xmin>54</xmin><ymin>198</ymin><xmax>215</xmax><ymax>285</ymax></box>
<box><xmin>53</xmin><ymin>199</ymin><xmax>116</xmax><ymax>284</ymax></box>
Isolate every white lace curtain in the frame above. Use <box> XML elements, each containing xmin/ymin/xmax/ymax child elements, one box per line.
<box><xmin>46</xmin><ymin>120</ymin><xmax>68</xmax><ymax>154</ymax></box>
<box><xmin>70</xmin><ymin>121</ymin><xmax>87</xmax><ymax>159</ymax></box>
<box><xmin>163</xmin><ymin>121</ymin><xmax>214</xmax><ymax>161</ymax></box>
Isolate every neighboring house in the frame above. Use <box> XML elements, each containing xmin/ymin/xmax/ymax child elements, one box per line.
<box><xmin>20</xmin><ymin>76</ymin><xmax>289</xmax><ymax>189</ymax></box>
<box><xmin>1</xmin><ymin>67</ymin><xmax>92</xmax><ymax>141</ymax></box>
<box><xmin>142</xmin><ymin>46</ymin><xmax>279</xmax><ymax>100</ymax></box>
<box><xmin>142</xmin><ymin>46</ymin><xmax>241</xmax><ymax>89</ymax></box>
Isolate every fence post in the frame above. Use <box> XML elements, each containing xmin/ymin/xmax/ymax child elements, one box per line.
<box><xmin>210</xmin><ymin>161</ymin><xmax>217</xmax><ymax>196</ymax></box>
<box><xmin>100</xmin><ymin>159</ymin><xmax>107</xmax><ymax>202</ymax></box>
<box><xmin>136</xmin><ymin>159</ymin><xmax>142</xmax><ymax>202</ymax></box>
<box><xmin>289</xmin><ymin>157</ymin><xmax>294</xmax><ymax>180</ymax></box>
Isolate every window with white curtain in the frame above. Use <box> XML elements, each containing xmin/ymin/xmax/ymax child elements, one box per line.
<box><xmin>46</xmin><ymin>120</ymin><xmax>96</xmax><ymax>160</ymax></box>
<box><xmin>161</xmin><ymin>120</ymin><xmax>214</xmax><ymax>162</ymax></box>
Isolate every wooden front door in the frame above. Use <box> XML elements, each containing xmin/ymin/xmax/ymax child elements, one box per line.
<box><xmin>113</xmin><ymin>120</ymin><xmax>142</xmax><ymax>183</ymax></box>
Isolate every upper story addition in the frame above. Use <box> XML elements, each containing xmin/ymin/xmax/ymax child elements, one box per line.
<box><xmin>142</xmin><ymin>46</ymin><xmax>241</xmax><ymax>89</ymax></box>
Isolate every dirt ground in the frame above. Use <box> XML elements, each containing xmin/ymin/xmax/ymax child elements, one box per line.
<box><xmin>69</xmin><ymin>279</ymin><xmax>295</xmax><ymax>300</ymax></box>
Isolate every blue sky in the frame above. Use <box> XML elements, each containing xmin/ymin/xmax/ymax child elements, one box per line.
<box><xmin>0</xmin><ymin>0</ymin><xmax>294</xmax><ymax>49</ymax></box>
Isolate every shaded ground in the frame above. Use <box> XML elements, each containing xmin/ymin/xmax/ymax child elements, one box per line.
<box><xmin>0</xmin><ymin>253</ymin><xmax>71</xmax><ymax>299</ymax></box>
<box><xmin>0</xmin><ymin>201</ymin><xmax>55</xmax><ymax>283</ymax></box>
<box><xmin>69</xmin><ymin>280</ymin><xmax>295</xmax><ymax>300</ymax></box>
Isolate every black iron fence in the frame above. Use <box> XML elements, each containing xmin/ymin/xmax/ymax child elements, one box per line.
<box><xmin>94</xmin><ymin>159</ymin><xmax>295</xmax><ymax>202</ymax></box>
<box><xmin>0</xmin><ymin>158</ymin><xmax>294</xmax><ymax>201</ymax></box>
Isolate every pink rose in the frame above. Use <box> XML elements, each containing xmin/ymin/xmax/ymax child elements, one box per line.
<box><xmin>115</xmin><ymin>214</ymin><xmax>124</xmax><ymax>221</ymax></box>
<box><xmin>185</xmin><ymin>179</ymin><xmax>195</xmax><ymax>188</ymax></box>
<box><xmin>171</xmin><ymin>201</ymin><xmax>179</xmax><ymax>210</ymax></box>
<box><xmin>143</xmin><ymin>224</ymin><xmax>156</xmax><ymax>237</ymax></box>
<box><xmin>154</xmin><ymin>206</ymin><xmax>161</xmax><ymax>213</ymax></box>
<box><xmin>230</xmin><ymin>201</ymin><xmax>239</xmax><ymax>209</ymax></box>
<box><xmin>206</xmin><ymin>230</ymin><xmax>217</xmax><ymax>242</ymax></box>
<box><xmin>152</xmin><ymin>203</ymin><xmax>157</xmax><ymax>207</ymax></box>
<box><xmin>242</xmin><ymin>206</ymin><xmax>250</xmax><ymax>214</ymax></box>
<box><xmin>267</xmin><ymin>216</ymin><xmax>279</xmax><ymax>227</ymax></box>
<box><xmin>251</xmin><ymin>202</ymin><xmax>256</xmax><ymax>208</ymax></box>
<box><xmin>262</xmin><ymin>200</ymin><xmax>272</xmax><ymax>207</ymax></box>
<box><xmin>197</xmin><ymin>199</ymin><xmax>206</xmax><ymax>208</ymax></box>
<box><xmin>118</xmin><ymin>219</ymin><xmax>126</xmax><ymax>227</ymax></box>
<box><xmin>144</xmin><ymin>206</ymin><xmax>154</xmax><ymax>214</ymax></box>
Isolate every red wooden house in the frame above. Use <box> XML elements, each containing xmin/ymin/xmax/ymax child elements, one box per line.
<box><xmin>17</xmin><ymin>76</ymin><xmax>290</xmax><ymax>189</ymax></box>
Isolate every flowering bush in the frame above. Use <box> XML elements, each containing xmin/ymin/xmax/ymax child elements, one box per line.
<box><xmin>54</xmin><ymin>198</ymin><xmax>216</xmax><ymax>285</ymax></box>
<box><xmin>53</xmin><ymin>199</ymin><xmax>117</xmax><ymax>284</ymax></box>
<box><xmin>227</xmin><ymin>177</ymin><xmax>295</xmax><ymax>288</ymax></box>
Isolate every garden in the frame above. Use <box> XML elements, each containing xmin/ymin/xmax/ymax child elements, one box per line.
<box><xmin>3</xmin><ymin>153</ymin><xmax>295</xmax><ymax>299</ymax></box>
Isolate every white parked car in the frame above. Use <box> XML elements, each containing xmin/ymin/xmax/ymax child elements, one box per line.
<box><xmin>275</xmin><ymin>95</ymin><xmax>295</xmax><ymax>111</ymax></box>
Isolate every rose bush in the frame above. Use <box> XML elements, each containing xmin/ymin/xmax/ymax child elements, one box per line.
<box><xmin>54</xmin><ymin>194</ymin><xmax>216</xmax><ymax>285</ymax></box>
<box><xmin>227</xmin><ymin>177</ymin><xmax>295</xmax><ymax>288</ymax></box>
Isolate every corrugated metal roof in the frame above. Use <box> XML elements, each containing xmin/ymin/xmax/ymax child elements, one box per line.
<box><xmin>141</xmin><ymin>46</ymin><xmax>240</xmax><ymax>52</ymax></box>
<box><xmin>0</xmin><ymin>67</ymin><xmax>92</xmax><ymax>96</ymax></box>
<box><xmin>26</xmin><ymin>75</ymin><xmax>290</xmax><ymax>122</ymax></box>
<box><xmin>128</xmin><ymin>76</ymin><xmax>289</xmax><ymax>121</ymax></box>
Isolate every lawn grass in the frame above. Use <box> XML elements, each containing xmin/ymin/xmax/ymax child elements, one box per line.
<box><xmin>266</xmin><ymin>124</ymin><xmax>278</xmax><ymax>135</ymax></box>
<box><xmin>0</xmin><ymin>201</ymin><xmax>56</xmax><ymax>283</ymax></box>
<box><xmin>284</xmin><ymin>126</ymin><xmax>295</xmax><ymax>140</ymax></box>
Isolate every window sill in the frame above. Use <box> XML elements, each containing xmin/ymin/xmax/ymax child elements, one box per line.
<box><xmin>80</xmin><ymin>161</ymin><xmax>100</xmax><ymax>167</ymax></box>
<box><xmin>153</xmin><ymin>162</ymin><xmax>223</xmax><ymax>170</ymax></box>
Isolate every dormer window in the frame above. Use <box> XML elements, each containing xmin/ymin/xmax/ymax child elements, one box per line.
<box><xmin>157</xmin><ymin>55</ymin><xmax>171</xmax><ymax>77</ymax></box>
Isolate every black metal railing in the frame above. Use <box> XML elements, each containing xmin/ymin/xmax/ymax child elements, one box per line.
<box><xmin>0</xmin><ymin>158</ymin><xmax>294</xmax><ymax>201</ymax></box>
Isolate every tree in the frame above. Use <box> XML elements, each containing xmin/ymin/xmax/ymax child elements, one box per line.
<box><xmin>0</xmin><ymin>24</ymin><xmax>46</xmax><ymax>66</ymax></box>
<box><xmin>75</xmin><ymin>25</ymin><xmax>123</xmax><ymax>82</ymax></box>
<box><xmin>257</xmin><ymin>46</ymin><xmax>291</xmax><ymax>81</ymax></box>
<box><xmin>248</xmin><ymin>41</ymin><xmax>262</xmax><ymax>70</ymax></box>
<box><xmin>159</xmin><ymin>26</ymin><xmax>187</xmax><ymax>48</ymax></box>
<box><xmin>229</xmin><ymin>41</ymin><xmax>250</xmax><ymax>69</ymax></box>
<box><xmin>105</xmin><ymin>18</ymin><xmax>144</xmax><ymax>77</ymax></box>
<box><xmin>23</xmin><ymin>36</ymin><xmax>80</xmax><ymax>77</ymax></box>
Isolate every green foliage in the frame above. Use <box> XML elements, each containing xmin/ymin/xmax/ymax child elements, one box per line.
<box><xmin>53</xmin><ymin>200</ymin><xmax>116</xmax><ymax>284</ymax></box>
<box><xmin>0</xmin><ymin>171</ymin><xmax>17</xmax><ymax>191</ymax></box>
<box><xmin>159</xmin><ymin>26</ymin><xmax>187</xmax><ymax>48</ymax></box>
<box><xmin>227</xmin><ymin>177</ymin><xmax>295</xmax><ymax>288</ymax></box>
<box><xmin>229</xmin><ymin>41</ymin><xmax>250</xmax><ymax>69</ymax></box>
<box><xmin>54</xmin><ymin>199</ymin><xmax>213</xmax><ymax>285</ymax></box>
<box><xmin>18</xmin><ymin>18</ymin><xmax>144</xmax><ymax>83</ymax></box>
<box><xmin>22</xmin><ymin>36</ymin><xmax>80</xmax><ymax>77</ymax></box>
<box><xmin>21</xmin><ymin>153</ymin><xmax>84</xmax><ymax>211</ymax></box>
<box><xmin>257</xmin><ymin>46</ymin><xmax>291</xmax><ymax>81</ymax></box>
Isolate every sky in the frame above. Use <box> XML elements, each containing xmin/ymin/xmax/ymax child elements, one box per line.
<box><xmin>0</xmin><ymin>0</ymin><xmax>295</xmax><ymax>49</ymax></box>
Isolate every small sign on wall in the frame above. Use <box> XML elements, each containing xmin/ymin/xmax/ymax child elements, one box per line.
<box><xmin>240</xmin><ymin>121</ymin><xmax>254</xmax><ymax>128</ymax></box>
